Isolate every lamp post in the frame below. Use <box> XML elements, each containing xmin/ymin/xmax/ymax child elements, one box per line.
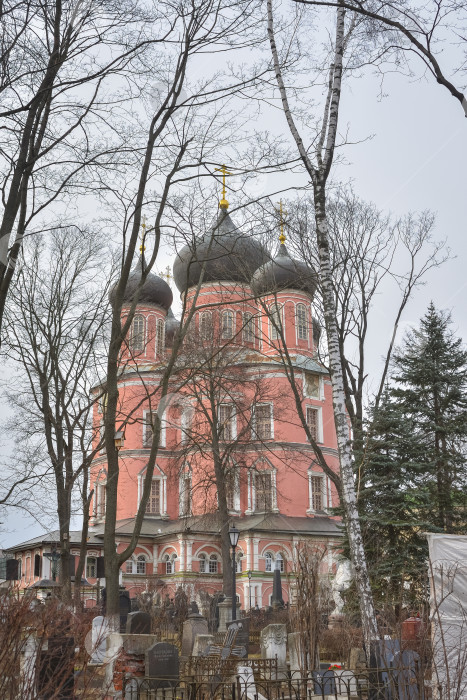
<box><xmin>247</xmin><ymin>570</ymin><xmax>252</xmax><ymax>610</ymax></box>
<box><xmin>229</xmin><ymin>523</ymin><xmax>239</xmax><ymax>621</ymax></box>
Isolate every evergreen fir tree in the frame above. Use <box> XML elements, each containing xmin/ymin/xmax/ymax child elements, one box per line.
<box><xmin>357</xmin><ymin>304</ymin><xmax>467</xmax><ymax>604</ymax></box>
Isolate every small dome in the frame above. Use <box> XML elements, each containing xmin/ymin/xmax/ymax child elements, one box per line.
<box><xmin>116</xmin><ymin>256</ymin><xmax>173</xmax><ymax>311</ymax></box>
<box><xmin>165</xmin><ymin>308</ymin><xmax>180</xmax><ymax>346</ymax></box>
<box><xmin>173</xmin><ymin>210</ymin><xmax>267</xmax><ymax>293</ymax></box>
<box><xmin>250</xmin><ymin>243</ymin><xmax>317</xmax><ymax>298</ymax></box>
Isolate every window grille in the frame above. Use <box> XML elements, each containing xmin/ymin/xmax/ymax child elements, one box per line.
<box><xmin>209</xmin><ymin>554</ymin><xmax>218</xmax><ymax>574</ymax></box>
<box><xmin>256</xmin><ymin>472</ymin><xmax>273</xmax><ymax>511</ymax></box>
<box><xmin>219</xmin><ymin>404</ymin><xmax>234</xmax><ymax>441</ymax></box>
<box><xmin>156</xmin><ymin>318</ymin><xmax>165</xmax><ymax>356</ymax></box>
<box><xmin>243</xmin><ymin>312</ymin><xmax>255</xmax><ymax>342</ymax></box>
<box><xmin>130</xmin><ymin>315</ymin><xmax>145</xmax><ymax>351</ymax></box>
<box><xmin>254</xmin><ymin>404</ymin><xmax>272</xmax><ymax>440</ymax></box>
<box><xmin>146</xmin><ymin>480</ymin><xmax>161</xmax><ymax>515</ymax></box>
<box><xmin>269</xmin><ymin>303</ymin><xmax>282</xmax><ymax>340</ymax></box>
<box><xmin>296</xmin><ymin>303</ymin><xmax>308</xmax><ymax>340</ymax></box>
<box><xmin>136</xmin><ymin>555</ymin><xmax>146</xmax><ymax>574</ymax></box>
<box><xmin>306</xmin><ymin>406</ymin><xmax>319</xmax><ymax>442</ymax></box>
<box><xmin>199</xmin><ymin>312</ymin><xmax>212</xmax><ymax>339</ymax></box>
<box><xmin>310</xmin><ymin>475</ymin><xmax>324</xmax><ymax>511</ymax></box>
<box><xmin>222</xmin><ymin>310</ymin><xmax>234</xmax><ymax>339</ymax></box>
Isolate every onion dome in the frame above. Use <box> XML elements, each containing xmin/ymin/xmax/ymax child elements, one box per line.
<box><xmin>173</xmin><ymin>209</ymin><xmax>268</xmax><ymax>293</ymax></box>
<box><xmin>165</xmin><ymin>308</ymin><xmax>180</xmax><ymax>346</ymax></box>
<box><xmin>250</xmin><ymin>242</ymin><xmax>317</xmax><ymax>298</ymax></box>
<box><xmin>113</xmin><ymin>256</ymin><xmax>173</xmax><ymax>310</ymax></box>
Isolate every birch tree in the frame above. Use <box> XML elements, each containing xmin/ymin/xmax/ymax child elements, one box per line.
<box><xmin>293</xmin><ymin>0</ymin><xmax>467</xmax><ymax>117</ymax></box>
<box><xmin>267</xmin><ymin>0</ymin><xmax>380</xmax><ymax>652</ymax></box>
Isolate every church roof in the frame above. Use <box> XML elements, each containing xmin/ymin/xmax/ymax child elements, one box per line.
<box><xmin>173</xmin><ymin>210</ymin><xmax>267</xmax><ymax>293</ymax></box>
<box><xmin>111</xmin><ymin>256</ymin><xmax>173</xmax><ymax>311</ymax></box>
<box><xmin>250</xmin><ymin>243</ymin><xmax>317</xmax><ymax>298</ymax></box>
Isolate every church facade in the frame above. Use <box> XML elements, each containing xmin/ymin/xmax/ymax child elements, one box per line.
<box><xmin>8</xmin><ymin>199</ymin><xmax>342</xmax><ymax>609</ymax></box>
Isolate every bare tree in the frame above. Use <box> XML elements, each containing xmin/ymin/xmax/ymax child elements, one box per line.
<box><xmin>0</xmin><ymin>0</ymin><xmax>165</xmax><ymax>330</ymax></box>
<box><xmin>2</xmin><ymin>226</ymin><xmax>111</xmax><ymax>603</ymax></box>
<box><xmin>266</xmin><ymin>0</ymin><xmax>381</xmax><ymax>652</ymax></box>
<box><xmin>293</xmin><ymin>0</ymin><xmax>467</xmax><ymax>117</ymax></box>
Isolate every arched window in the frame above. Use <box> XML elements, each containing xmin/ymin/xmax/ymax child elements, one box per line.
<box><xmin>199</xmin><ymin>311</ymin><xmax>212</xmax><ymax>340</ymax></box>
<box><xmin>235</xmin><ymin>552</ymin><xmax>243</xmax><ymax>573</ymax></box>
<box><xmin>130</xmin><ymin>314</ymin><xmax>145</xmax><ymax>352</ymax></box>
<box><xmin>209</xmin><ymin>554</ymin><xmax>218</xmax><ymax>574</ymax></box>
<box><xmin>269</xmin><ymin>303</ymin><xmax>282</xmax><ymax>340</ymax></box>
<box><xmin>276</xmin><ymin>552</ymin><xmax>284</xmax><ymax>573</ymax></box>
<box><xmin>222</xmin><ymin>310</ymin><xmax>234</xmax><ymax>339</ymax></box>
<box><xmin>136</xmin><ymin>554</ymin><xmax>147</xmax><ymax>574</ymax></box>
<box><xmin>199</xmin><ymin>553</ymin><xmax>207</xmax><ymax>573</ymax></box>
<box><xmin>243</xmin><ymin>312</ymin><xmax>255</xmax><ymax>343</ymax></box>
<box><xmin>164</xmin><ymin>553</ymin><xmax>176</xmax><ymax>574</ymax></box>
<box><xmin>125</xmin><ymin>559</ymin><xmax>134</xmax><ymax>574</ymax></box>
<box><xmin>86</xmin><ymin>557</ymin><xmax>97</xmax><ymax>579</ymax></box>
<box><xmin>296</xmin><ymin>303</ymin><xmax>308</xmax><ymax>340</ymax></box>
<box><xmin>17</xmin><ymin>558</ymin><xmax>22</xmax><ymax>579</ymax></box>
<box><xmin>265</xmin><ymin>552</ymin><xmax>273</xmax><ymax>572</ymax></box>
<box><xmin>156</xmin><ymin>319</ymin><xmax>165</xmax><ymax>357</ymax></box>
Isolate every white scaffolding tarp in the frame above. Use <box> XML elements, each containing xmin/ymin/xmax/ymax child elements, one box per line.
<box><xmin>427</xmin><ymin>533</ymin><xmax>467</xmax><ymax>700</ymax></box>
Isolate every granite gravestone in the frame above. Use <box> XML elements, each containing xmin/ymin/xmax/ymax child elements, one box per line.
<box><xmin>119</xmin><ymin>590</ymin><xmax>131</xmax><ymax>631</ymax></box>
<box><xmin>181</xmin><ymin>611</ymin><xmax>209</xmax><ymax>656</ymax></box>
<box><xmin>126</xmin><ymin>611</ymin><xmax>151</xmax><ymax>635</ymax></box>
<box><xmin>145</xmin><ymin>642</ymin><xmax>179</xmax><ymax>689</ymax></box>
<box><xmin>38</xmin><ymin>636</ymin><xmax>75</xmax><ymax>700</ymax></box>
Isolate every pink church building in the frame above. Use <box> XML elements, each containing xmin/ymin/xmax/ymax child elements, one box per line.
<box><xmin>7</xmin><ymin>200</ymin><xmax>342</xmax><ymax>609</ymax></box>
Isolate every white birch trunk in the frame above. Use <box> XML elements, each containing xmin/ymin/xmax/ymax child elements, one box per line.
<box><xmin>267</xmin><ymin>0</ymin><xmax>379</xmax><ymax>655</ymax></box>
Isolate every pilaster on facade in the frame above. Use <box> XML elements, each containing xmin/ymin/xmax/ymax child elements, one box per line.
<box><xmin>186</xmin><ymin>540</ymin><xmax>193</xmax><ymax>572</ymax></box>
<box><xmin>253</xmin><ymin>538</ymin><xmax>260</xmax><ymax>570</ymax></box>
<box><xmin>178</xmin><ymin>535</ymin><xmax>185</xmax><ymax>572</ymax></box>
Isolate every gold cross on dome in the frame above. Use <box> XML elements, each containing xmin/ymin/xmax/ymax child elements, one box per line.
<box><xmin>161</xmin><ymin>265</ymin><xmax>172</xmax><ymax>285</ymax></box>
<box><xmin>140</xmin><ymin>216</ymin><xmax>147</xmax><ymax>254</ymax></box>
<box><xmin>277</xmin><ymin>200</ymin><xmax>287</xmax><ymax>244</ymax></box>
<box><xmin>215</xmin><ymin>164</ymin><xmax>232</xmax><ymax>210</ymax></box>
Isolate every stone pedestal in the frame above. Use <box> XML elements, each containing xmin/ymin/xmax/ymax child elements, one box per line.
<box><xmin>181</xmin><ymin>613</ymin><xmax>209</xmax><ymax>657</ymax></box>
<box><xmin>217</xmin><ymin>598</ymin><xmax>239</xmax><ymax>633</ymax></box>
<box><xmin>260</xmin><ymin>624</ymin><xmax>287</xmax><ymax>678</ymax></box>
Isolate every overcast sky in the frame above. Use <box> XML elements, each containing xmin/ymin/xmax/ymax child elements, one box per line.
<box><xmin>1</xmin><ymin>14</ymin><xmax>465</xmax><ymax>550</ymax></box>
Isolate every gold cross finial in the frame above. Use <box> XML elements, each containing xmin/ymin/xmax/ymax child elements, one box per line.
<box><xmin>215</xmin><ymin>164</ymin><xmax>232</xmax><ymax>210</ymax></box>
<box><xmin>277</xmin><ymin>200</ymin><xmax>287</xmax><ymax>244</ymax></box>
<box><xmin>161</xmin><ymin>265</ymin><xmax>172</xmax><ymax>286</ymax></box>
<box><xmin>140</xmin><ymin>216</ymin><xmax>147</xmax><ymax>254</ymax></box>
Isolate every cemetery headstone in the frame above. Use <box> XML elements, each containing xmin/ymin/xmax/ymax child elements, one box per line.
<box><xmin>38</xmin><ymin>635</ymin><xmax>75</xmax><ymax>700</ymax></box>
<box><xmin>126</xmin><ymin>611</ymin><xmax>151</xmax><ymax>635</ymax></box>
<box><xmin>288</xmin><ymin>632</ymin><xmax>303</xmax><ymax>678</ymax></box>
<box><xmin>181</xmin><ymin>612</ymin><xmax>208</xmax><ymax>656</ymax></box>
<box><xmin>192</xmin><ymin>634</ymin><xmax>215</xmax><ymax>657</ymax></box>
<box><xmin>392</xmin><ymin>649</ymin><xmax>420</xmax><ymax>700</ymax></box>
<box><xmin>119</xmin><ymin>590</ymin><xmax>131</xmax><ymax>632</ymax></box>
<box><xmin>260</xmin><ymin>623</ymin><xmax>287</xmax><ymax>678</ymax></box>
<box><xmin>313</xmin><ymin>669</ymin><xmax>336</xmax><ymax>696</ymax></box>
<box><xmin>91</xmin><ymin>616</ymin><xmax>110</xmax><ymax>664</ymax></box>
<box><xmin>145</xmin><ymin>642</ymin><xmax>179</xmax><ymax>689</ymax></box>
<box><xmin>227</xmin><ymin>618</ymin><xmax>249</xmax><ymax>658</ymax></box>
<box><xmin>237</xmin><ymin>665</ymin><xmax>268</xmax><ymax>700</ymax></box>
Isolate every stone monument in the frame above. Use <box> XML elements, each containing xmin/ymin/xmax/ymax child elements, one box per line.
<box><xmin>126</xmin><ymin>611</ymin><xmax>151</xmax><ymax>635</ymax></box>
<box><xmin>181</xmin><ymin>610</ymin><xmax>209</xmax><ymax>657</ymax></box>
<box><xmin>145</xmin><ymin>642</ymin><xmax>179</xmax><ymax>689</ymax></box>
<box><xmin>260</xmin><ymin>624</ymin><xmax>287</xmax><ymax>678</ymax></box>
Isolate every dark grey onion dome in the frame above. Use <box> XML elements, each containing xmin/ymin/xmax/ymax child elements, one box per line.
<box><xmin>312</xmin><ymin>317</ymin><xmax>321</xmax><ymax>345</ymax></box>
<box><xmin>114</xmin><ymin>256</ymin><xmax>173</xmax><ymax>311</ymax></box>
<box><xmin>173</xmin><ymin>210</ymin><xmax>268</xmax><ymax>293</ymax></box>
<box><xmin>165</xmin><ymin>308</ymin><xmax>180</xmax><ymax>345</ymax></box>
<box><xmin>250</xmin><ymin>243</ymin><xmax>317</xmax><ymax>298</ymax></box>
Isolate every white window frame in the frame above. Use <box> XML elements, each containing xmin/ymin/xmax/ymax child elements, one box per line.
<box><xmin>253</xmin><ymin>470</ymin><xmax>277</xmax><ymax>512</ymax></box>
<box><xmin>209</xmin><ymin>553</ymin><xmax>218</xmax><ymax>574</ymax></box>
<box><xmin>94</xmin><ymin>478</ymin><xmax>106</xmax><ymax>519</ymax></box>
<box><xmin>307</xmin><ymin>470</ymin><xmax>330</xmax><ymax>513</ymax></box>
<box><xmin>130</xmin><ymin>314</ymin><xmax>145</xmax><ymax>352</ymax></box>
<box><xmin>156</xmin><ymin>318</ymin><xmax>165</xmax><ymax>357</ymax></box>
<box><xmin>199</xmin><ymin>311</ymin><xmax>213</xmax><ymax>340</ymax></box>
<box><xmin>226</xmin><ymin>466</ymin><xmax>241</xmax><ymax>513</ymax></box>
<box><xmin>269</xmin><ymin>302</ymin><xmax>283</xmax><ymax>341</ymax></box>
<box><xmin>243</xmin><ymin>312</ymin><xmax>255</xmax><ymax>343</ymax></box>
<box><xmin>265</xmin><ymin>551</ymin><xmax>273</xmax><ymax>572</ymax></box>
<box><xmin>136</xmin><ymin>554</ymin><xmax>147</xmax><ymax>575</ymax></box>
<box><xmin>296</xmin><ymin>303</ymin><xmax>308</xmax><ymax>341</ymax></box>
<box><xmin>86</xmin><ymin>556</ymin><xmax>97</xmax><ymax>579</ymax></box>
<box><xmin>305</xmin><ymin>405</ymin><xmax>323</xmax><ymax>443</ymax></box>
<box><xmin>164</xmin><ymin>553</ymin><xmax>177</xmax><ymax>574</ymax></box>
<box><xmin>252</xmin><ymin>403</ymin><xmax>274</xmax><ymax>441</ymax></box>
<box><xmin>199</xmin><ymin>553</ymin><xmax>207</xmax><ymax>573</ymax></box>
<box><xmin>221</xmin><ymin>310</ymin><xmax>234</xmax><ymax>339</ymax></box>
<box><xmin>304</xmin><ymin>372</ymin><xmax>323</xmax><ymax>400</ymax></box>
<box><xmin>218</xmin><ymin>403</ymin><xmax>237</xmax><ymax>441</ymax></box>
<box><xmin>138</xmin><ymin>469</ymin><xmax>167</xmax><ymax>518</ymax></box>
<box><xmin>146</xmin><ymin>479</ymin><xmax>162</xmax><ymax>516</ymax></box>
<box><xmin>179</xmin><ymin>470</ymin><xmax>192</xmax><ymax>516</ymax></box>
<box><xmin>143</xmin><ymin>409</ymin><xmax>167</xmax><ymax>448</ymax></box>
